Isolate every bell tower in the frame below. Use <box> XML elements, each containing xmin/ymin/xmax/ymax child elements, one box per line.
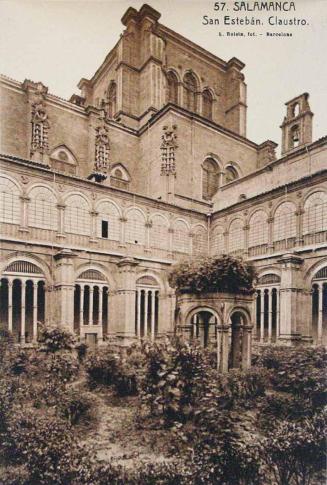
<box><xmin>280</xmin><ymin>93</ymin><xmax>313</xmax><ymax>155</ymax></box>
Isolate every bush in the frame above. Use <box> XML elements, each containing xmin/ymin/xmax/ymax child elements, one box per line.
<box><xmin>76</xmin><ymin>342</ymin><xmax>88</xmax><ymax>361</ymax></box>
<box><xmin>85</xmin><ymin>349</ymin><xmax>118</xmax><ymax>387</ymax></box>
<box><xmin>6</xmin><ymin>410</ymin><xmax>87</xmax><ymax>484</ymax></box>
<box><xmin>45</xmin><ymin>353</ymin><xmax>79</xmax><ymax>383</ymax></box>
<box><xmin>140</xmin><ymin>339</ymin><xmax>210</xmax><ymax>424</ymax></box>
<box><xmin>168</xmin><ymin>254</ymin><xmax>256</xmax><ymax>294</ymax></box>
<box><xmin>58</xmin><ymin>389</ymin><xmax>94</xmax><ymax>425</ymax></box>
<box><xmin>38</xmin><ymin>325</ymin><xmax>76</xmax><ymax>352</ymax></box>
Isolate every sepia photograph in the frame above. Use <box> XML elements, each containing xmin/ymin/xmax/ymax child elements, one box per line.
<box><xmin>0</xmin><ymin>0</ymin><xmax>326</xmax><ymax>483</ymax></box>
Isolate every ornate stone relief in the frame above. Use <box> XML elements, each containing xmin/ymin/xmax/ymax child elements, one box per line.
<box><xmin>160</xmin><ymin>124</ymin><xmax>178</xmax><ymax>175</ymax></box>
<box><xmin>29</xmin><ymin>83</ymin><xmax>49</xmax><ymax>158</ymax></box>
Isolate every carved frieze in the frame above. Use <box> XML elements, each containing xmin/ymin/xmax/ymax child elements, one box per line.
<box><xmin>160</xmin><ymin>124</ymin><xmax>178</xmax><ymax>175</ymax></box>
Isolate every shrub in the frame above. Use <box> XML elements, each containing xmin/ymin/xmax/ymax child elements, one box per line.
<box><xmin>57</xmin><ymin>389</ymin><xmax>94</xmax><ymax>425</ymax></box>
<box><xmin>45</xmin><ymin>353</ymin><xmax>79</xmax><ymax>383</ymax></box>
<box><xmin>85</xmin><ymin>349</ymin><xmax>118</xmax><ymax>387</ymax></box>
<box><xmin>140</xmin><ymin>339</ymin><xmax>210</xmax><ymax>424</ymax></box>
<box><xmin>6</xmin><ymin>410</ymin><xmax>87</xmax><ymax>484</ymax></box>
<box><xmin>76</xmin><ymin>342</ymin><xmax>88</xmax><ymax>361</ymax></box>
<box><xmin>38</xmin><ymin>325</ymin><xmax>76</xmax><ymax>352</ymax></box>
<box><xmin>168</xmin><ymin>254</ymin><xmax>256</xmax><ymax>294</ymax></box>
<box><xmin>262</xmin><ymin>410</ymin><xmax>327</xmax><ymax>485</ymax></box>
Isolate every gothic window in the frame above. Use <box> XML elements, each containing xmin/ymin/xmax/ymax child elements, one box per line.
<box><xmin>97</xmin><ymin>200</ymin><xmax>120</xmax><ymax>241</ymax></box>
<box><xmin>303</xmin><ymin>192</ymin><xmax>327</xmax><ymax>237</ymax></box>
<box><xmin>150</xmin><ymin>214</ymin><xmax>169</xmax><ymax>250</ymax></box>
<box><xmin>273</xmin><ymin>202</ymin><xmax>297</xmax><ymax>242</ymax></box>
<box><xmin>29</xmin><ymin>186</ymin><xmax>58</xmax><ymax>230</ymax></box>
<box><xmin>183</xmin><ymin>72</ymin><xmax>198</xmax><ymax>112</ymax></box>
<box><xmin>202</xmin><ymin>89</ymin><xmax>213</xmax><ymax>120</ymax></box>
<box><xmin>65</xmin><ymin>194</ymin><xmax>91</xmax><ymax>236</ymax></box>
<box><xmin>248</xmin><ymin>210</ymin><xmax>268</xmax><ymax>248</ymax></box>
<box><xmin>211</xmin><ymin>225</ymin><xmax>225</xmax><ymax>255</ymax></box>
<box><xmin>202</xmin><ymin>158</ymin><xmax>219</xmax><ymax>200</ymax></box>
<box><xmin>0</xmin><ymin>177</ymin><xmax>20</xmax><ymax>224</ymax></box>
<box><xmin>225</xmin><ymin>166</ymin><xmax>239</xmax><ymax>184</ymax></box>
<box><xmin>110</xmin><ymin>165</ymin><xmax>130</xmax><ymax>190</ymax></box>
<box><xmin>228</xmin><ymin>218</ymin><xmax>244</xmax><ymax>253</ymax></box>
<box><xmin>107</xmin><ymin>81</ymin><xmax>117</xmax><ymax>118</ymax></box>
<box><xmin>167</xmin><ymin>71</ymin><xmax>179</xmax><ymax>104</ymax></box>
<box><xmin>125</xmin><ymin>209</ymin><xmax>146</xmax><ymax>245</ymax></box>
<box><xmin>135</xmin><ymin>276</ymin><xmax>160</xmax><ymax>339</ymax></box>
<box><xmin>173</xmin><ymin>220</ymin><xmax>190</xmax><ymax>253</ymax></box>
<box><xmin>192</xmin><ymin>225</ymin><xmax>207</xmax><ymax>255</ymax></box>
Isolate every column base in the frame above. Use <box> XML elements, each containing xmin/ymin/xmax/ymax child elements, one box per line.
<box><xmin>277</xmin><ymin>333</ymin><xmax>302</xmax><ymax>346</ymax></box>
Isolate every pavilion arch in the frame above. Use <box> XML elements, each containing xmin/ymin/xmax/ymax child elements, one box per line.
<box><xmin>186</xmin><ymin>306</ymin><xmax>220</xmax><ymax>348</ymax></box>
<box><xmin>227</xmin><ymin>306</ymin><xmax>251</xmax><ymax>325</ymax></box>
<box><xmin>186</xmin><ymin>306</ymin><xmax>221</xmax><ymax>325</ymax></box>
<box><xmin>150</xmin><ymin>212</ymin><xmax>170</xmax><ymax>250</ymax></box>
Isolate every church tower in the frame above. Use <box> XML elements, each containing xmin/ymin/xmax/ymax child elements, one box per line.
<box><xmin>280</xmin><ymin>93</ymin><xmax>313</xmax><ymax>155</ymax></box>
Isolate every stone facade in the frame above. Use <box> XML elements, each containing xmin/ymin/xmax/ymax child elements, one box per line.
<box><xmin>0</xmin><ymin>4</ymin><xmax>326</xmax><ymax>349</ymax></box>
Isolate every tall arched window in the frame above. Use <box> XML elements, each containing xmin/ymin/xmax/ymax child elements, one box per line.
<box><xmin>29</xmin><ymin>186</ymin><xmax>58</xmax><ymax>230</ymax></box>
<box><xmin>183</xmin><ymin>72</ymin><xmax>198</xmax><ymax>112</ymax></box>
<box><xmin>303</xmin><ymin>192</ymin><xmax>327</xmax><ymax>243</ymax></box>
<box><xmin>0</xmin><ymin>177</ymin><xmax>20</xmax><ymax>224</ymax></box>
<box><xmin>107</xmin><ymin>81</ymin><xmax>117</xmax><ymax>118</ymax></box>
<box><xmin>273</xmin><ymin>202</ymin><xmax>296</xmax><ymax>245</ymax></box>
<box><xmin>192</xmin><ymin>225</ymin><xmax>207</xmax><ymax>255</ymax></box>
<box><xmin>125</xmin><ymin>209</ymin><xmax>146</xmax><ymax>245</ymax></box>
<box><xmin>202</xmin><ymin>158</ymin><xmax>219</xmax><ymax>200</ymax></box>
<box><xmin>248</xmin><ymin>210</ymin><xmax>268</xmax><ymax>254</ymax></box>
<box><xmin>97</xmin><ymin>200</ymin><xmax>120</xmax><ymax>241</ymax></box>
<box><xmin>65</xmin><ymin>194</ymin><xmax>91</xmax><ymax>236</ymax></box>
<box><xmin>173</xmin><ymin>220</ymin><xmax>190</xmax><ymax>253</ymax></box>
<box><xmin>225</xmin><ymin>166</ymin><xmax>239</xmax><ymax>184</ymax></box>
<box><xmin>167</xmin><ymin>71</ymin><xmax>179</xmax><ymax>104</ymax></box>
<box><xmin>228</xmin><ymin>218</ymin><xmax>244</xmax><ymax>254</ymax></box>
<box><xmin>211</xmin><ymin>225</ymin><xmax>225</xmax><ymax>255</ymax></box>
<box><xmin>150</xmin><ymin>214</ymin><xmax>169</xmax><ymax>250</ymax></box>
<box><xmin>202</xmin><ymin>89</ymin><xmax>213</xmax><ymax>120</ymax></box>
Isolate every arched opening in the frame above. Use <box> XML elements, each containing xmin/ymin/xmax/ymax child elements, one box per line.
<box><xmin>167</xmin><ymin>71</ymin><xmax>179</xmax><ymax>104</ymax></box>
<box><xmin>202</xmin><ymin>89</ymin><xmax>213</xmax><ymax>120</ymax></box>
<box><xmin>190</xmin><ymin>310</ymin><xmax>217</xmax><ymax>348</ymax></box>
<box><xmin>225</xmin><ymin>166</ymin><xmax>239</xmax><ymax>184</ymax></box>
<box><xmin>74</xmin><ymin>269</ymin><xmax>109</xmax><ymax>343</ymax></box>
<box><xmin>183</xmin><ymin>72</ymin><xmax>198</xmax><ymax>112</ymax></box>
<box><xmin>202</xmin><ymin>158</ymin><xmax>220</xmax><ymax>200</ymax></box>
<box><xmin>255</xmin><ymin>274</ymin><xmax>280</xmax><ymax>343</ymax></box>
<box><xmin>290</xmin><ymin>124</ymin><xmax>300</xmax><ymax>148</ymax></box>
<box><xmin>110</xmin><ymin>164</ymin><xmax>130</xmax><ymax>190</ymax></box>
<box><xmin>135</xmin><ymin>276</ymin><xmax>160</xmax><ymax>340</ymax></box>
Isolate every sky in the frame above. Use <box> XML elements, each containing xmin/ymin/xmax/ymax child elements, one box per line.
<box><xmin>0</xmin><ymin>0</ymin><xmax>326</xmax><ymax>152</ymax></box>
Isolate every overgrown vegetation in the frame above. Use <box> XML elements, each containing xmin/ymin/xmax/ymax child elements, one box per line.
<box><xmin>0</xmin><ymin>327</ymin><xmax>326</xmax><ymax>485</ymax></box>
<box><xmin>168</xmin><ymin>254</ymin><xmax>257</xmax><ymax>294</ymax></box>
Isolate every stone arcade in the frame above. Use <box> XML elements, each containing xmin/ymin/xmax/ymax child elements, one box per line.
<box><xmin>0</xmin><ymin>5</ymin><xmax>326</xmax><ymax>366</ymax></box>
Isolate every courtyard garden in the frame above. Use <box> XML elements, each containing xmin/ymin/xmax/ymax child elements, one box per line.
<box><xmin>0</xmin><ymin>324</ymin><xmax>326</xmax><ymax>485</ymax></box>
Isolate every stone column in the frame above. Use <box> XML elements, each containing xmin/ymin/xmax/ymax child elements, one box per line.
<box><xmin>151</xmin><ymin>290</ymin><xmax>156</xmax><ymax>340</ymax></box>
<box><xmin>115</xmin><ymin>257</ymin><xmax>139</xmax><ymax>344</ymax></box>
<box><xmin>276</xmin><ymin>289</ymin><xmax>280</xmax><ymax>339</ymax></box>
<box><xmin>8</xmin><ymin>280</ymin><xmax>13</xmax><ymax>333</ymax></box>
<box><xmin>89</xmin><ymin>286</ymin><xmax>94</xmax><ymax>325</ymax></box>
<box><xmin>79</xmin><ymin>285</ymin><xmax>85</xmax><ymax>326</ymax></box>
<box><xmin>260</xmin><ymin>290</ymin><xmax>265</xmax><ymax>342</ymax></box>
<box><xmin>144</xmin><ymin>289</ymin><xmax>149</xmax><ymax>338</ymax></box>
<box><xmin>136</xmin><ymin>290</ymin><xmax>141</xmax><ymax>338</ymax></box>
<box><xmin>252</xmin><ymin>291</ymin><xmax>258</xmax><ymax>339</ymax></box>
<box><xmin>53</xmin><ymin>249</ymin><xmax>77</xmax><ymax>331</ymax></box>
<box><xmin>217</xmin><ymin>324</ymin><xmax>230</xmax><ymax>373</ymax></box>
<box><xmin>317</xmin><ymin>282</ymin><xmax>323</xmax><ymax>345</ymax></box>
<box><xmin>98</xmin><ymin>287</ymin><xmax>103</xmax><ymax>326</ymax></box>
<box><xmin>278</xmin><ymin>253</ymin><xmax>303</xmax><ymax>344</ymax></box>
<box><xmin>242</xmin><ymin>325</ymin><xmax>253</xmax><ymax>369</ymax></box>
<box><xmin>267</xmin><ymin>287</ymin><xmax>273</xmax><ymax>343</ymax></box>
<box><xmin>32</xmin><ymin>281</ymin><xmax>38</xmax><ymax>342</ymax></box>
<box><xmin>20</xmin><ymin>280</ymin><xmax>26</xmax><ymax>344</ymax></box>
